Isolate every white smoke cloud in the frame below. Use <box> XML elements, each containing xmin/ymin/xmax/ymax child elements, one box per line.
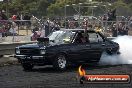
<box><xmin>99</xmin><ymin>35</ymin><xmax>132</xmax><ymax>65</ymax></box>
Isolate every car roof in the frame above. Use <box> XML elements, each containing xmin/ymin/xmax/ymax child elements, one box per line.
<box><xmin>60</xmin><ymin>28</ymin><xmax>96</xmax><ymax>32</ymax></box>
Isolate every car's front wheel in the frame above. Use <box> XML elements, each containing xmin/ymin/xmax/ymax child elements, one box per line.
<box><xmin>22</xmin><ymin>63</ymin><xmax>34</xmax><ymax>71</ymax></box>
<box><xmin>53</xmin><ymin>54</ymin><xmax>67</xmax><ymax>71</ymax></box>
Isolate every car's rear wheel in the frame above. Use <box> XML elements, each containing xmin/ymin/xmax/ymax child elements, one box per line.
<box><xmin>53</xmin><ymin>54</ymin><xmax>67</xmax><ymax>71</ymax></box>
<box><xmin>22</xmin><ymin>63</ymin><xmax>34</xmax><ymax>71</ymax></box>
<box><xmin>106</xmin><ymin>48</ymin><xmax>114</xmax><ymax>55</ymax></box>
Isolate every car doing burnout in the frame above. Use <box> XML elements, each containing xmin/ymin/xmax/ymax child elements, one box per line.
<box><xmin>15</xmin><ymin>29</ymin><xmax>120</xmax><ymax>71</ymax></box>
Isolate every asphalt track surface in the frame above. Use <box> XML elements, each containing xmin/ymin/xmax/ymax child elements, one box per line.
<box><xmin>0</xmin><ymin>64</ymin><xmax>132</xmax><ymax>88</ymax></box>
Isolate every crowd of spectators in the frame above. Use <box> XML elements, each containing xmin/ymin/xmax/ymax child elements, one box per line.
<box><xmin>0</xmin><ymin>11</ymin><xmax>33</xmax><ymax>37</ymax></box>
<box><xmin>0</xmin><ymin>9</ymin><xmax>132</xmax><ymax>38</ymax></box>
<box><xmin>31</xmin><ymin>15</ymin><xmax>132</xmax><ymax>38</ymax></box>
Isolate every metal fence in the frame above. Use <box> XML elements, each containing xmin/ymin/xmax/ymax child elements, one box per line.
<box><xmin>62</xmin><ymin>16</ymin><xmax>132</xmax><ymax>37</ymax></box>
<box><xmin>0</xmin><ymin>18</ymin><xmax>132</xmax><ymax>43</ymax></box>
<box><xmin>0</xmin><ymin>19</ymin><xmax>43</xmax><ymax>42</ymax></box>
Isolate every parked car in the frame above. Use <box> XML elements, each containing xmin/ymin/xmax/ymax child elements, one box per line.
<box><xmin>15</xmin><ymin>29</ymin><xmax>120</xmax><ymax>71</ymax></box>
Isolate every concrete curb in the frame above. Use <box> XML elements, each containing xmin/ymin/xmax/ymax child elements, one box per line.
<box><xmin>0</xmin><ymin>55</ymin><xmax>19</xmax><ymax>67</ymax></box>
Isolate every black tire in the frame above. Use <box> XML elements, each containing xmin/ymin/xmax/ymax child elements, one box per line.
<box><xmin>53</xmin><ymin>54</ymin><xmax>67</xmax><ymax>71</ymax></box>
<box><xmin>0</xmin><ymin>55</ymin><xmax>4</xmax><ymax>58</ymax></box>
<box><xmin>106</xmin><ymin>49</ymin><xmax>113</xmax><ymax>55</ymax></box>
<box><xmin>22</xmin><ymin>63</ymin><xmax>34</xmax><ymax>71</ymax></box>
<box><xmin>80</xmin><ymin>78</ymin><xmax>84</xmax><ymax>84</ymax></box>
<box><xmin>80</xmin><ymin>76</ymin><xmax>85</xmax><ymax>84</ymax></box>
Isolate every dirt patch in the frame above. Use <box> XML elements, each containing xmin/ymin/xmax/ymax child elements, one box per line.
<box><xmin>16</xmin><ymin>29</ymin><xmax>32</xmax><ymax>36</ymax></box>
<box><xmin>0</xmin><ymin>56</ymin><xmax>18</xmax><ymax>67</ymax></box>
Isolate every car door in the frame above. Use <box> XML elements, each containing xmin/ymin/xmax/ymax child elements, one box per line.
<box><xmin>68</xmin><ymin>43</ymin><xmax>92</xmax><ymax>62</ymax></box>
<box><xmin>79</xmin><ymin>42</ymin><xmax>91</xmax><ymax>61</ymax></box>
<box><xmin>87</xmin><ymin>32</ymin><xmax>103</xmax><ymax>62</ymax></box>
<box><xmin>67</xmin><ymin>32</ymin><xmax>91</xmax><ymax>63</ymax></box>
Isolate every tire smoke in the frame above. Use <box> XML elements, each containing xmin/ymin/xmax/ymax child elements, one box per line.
<box><xmin>99</xmin><ymin>35</ymin><xmax>132</xmax><ymax>65</ymax></box>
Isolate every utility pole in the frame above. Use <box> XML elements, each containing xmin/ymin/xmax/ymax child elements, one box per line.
<box><xmin>1</xmin><ymin>0</ymin><xmax>9</xmax><ymax>19</ymax></box>
<box><xmin>6</xmin><ymin>0</ymin><xmax>9</xmax><ymax>19</ymax></box>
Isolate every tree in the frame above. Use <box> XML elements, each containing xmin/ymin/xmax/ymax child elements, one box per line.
<box><xmin>112</xmin><ymin>0</ymin><xmax>131</xmax><ymax>16</ymax></box>
<box><xmin>0</xmin><ymin>0</ymin><xmax>131</xmax><ymax>18</ymax></box>
<box><xmin>37</xmin><ymin>0</ymin><xmax>49</xmax><ymax>16</ymax></box>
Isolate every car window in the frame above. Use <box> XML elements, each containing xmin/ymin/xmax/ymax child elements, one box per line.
<box><xmin>88</xmin><ymin>33</ymin><xmax>103</xmax><ymax>43</ymax></box>
<box><xmin>74</xmin><ymin>32</ymin><xmax>87</xmax><ymax>43</ymax></box>
<box><xmin>48</xmin><ymin>30</ymin><xmax>75</xmax><ymax>44</ymax></box>
<box><xmin>61</xmin><ymin>31</ymin><xmax>75</xmax><ymax>43</ymax></box>
<box><xmin>48</xmin><ymin>31</ymin><xmax>64</xmax><ymax>40</ymax></box>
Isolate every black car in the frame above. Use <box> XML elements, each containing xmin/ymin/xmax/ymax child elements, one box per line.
<box><xmin>15</xmin><ymin>29</ymin><xmax>120</xmax><ymax>71</ymax></box>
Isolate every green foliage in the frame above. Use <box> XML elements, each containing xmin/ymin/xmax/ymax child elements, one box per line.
<box><xmin>0</xmin><ymin>0</ymin><xmax>131</xmax><ymax>18</ymax></box>
<box><xmin>112</xmin><ymin>0</ymin><xmax>128</xmax><ymax>8</ymax></box>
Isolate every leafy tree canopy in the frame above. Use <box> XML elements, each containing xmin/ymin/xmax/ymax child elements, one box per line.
<box><xmin>0</xmin><ymin>0</ymin><xmax>131</xmax><ymax>18</ymax></box>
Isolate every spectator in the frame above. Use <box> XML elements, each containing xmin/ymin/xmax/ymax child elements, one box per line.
<box><xmin>44</xmin><ymin>18</ymin><xmax>50</xmax><ymax>37</ymax></box>
<box><xmin>0</xmin><ymin>10</ymin><xmax>8</xmax><ymax>20</ymax></box>
<box><xmin>117</xmin><ymin>22</ymin><xmax>128</xmax><ymax>36</ymax></box>
<box><xmin>51</xmin><ymin>19</ymin><xmax>60</xmax><ymax>31</ymax></box>
<box><xmin>12</xmin><ymin>15</ymin><xmax>17</xmax><ymax>20</ymax></box>
<box><xmin>122</xmin><ymin>24</ymin><xmax>129</xmax><ymax>35</ymax></box>
<box><xmin>117</xmin><ymin>22</ymin><xmax>124</xmax><ymax>35</ymax></box>
<box><xmin>52</xmin><ymin>23</ymin><xmax>60</xmax><ymax>31</ymax></box>
<box><xmin>102</xmin><ymin>14</ymin><xmax>108</xmax><ymax>26</ymax></box>
<box><xmin>23</xmin><ymin>13</ymin><xmax>31</xmax><ymax>27</ymax></box>
<box><xmin>107</xmin><ymin>9</ymin><xmax>116</xmax><ymax>21</ymax></box>
<box><xmin>9</xmin><ymin>21</ymin><xmax>17</xmax><ymax>35</ymax></box>
<box><xmin>64</xmin><ymin>18</ymin><xmax>69</xmax><ymax>29</ymax></box>
<box><xmin>68</xmin><ymin>19</ymin><xmax>75</xmax><ymax>29</ymax></box>
<box><xmin>88</xmin><ymin>24</ymin><xmax>93</xmax><ymax>30</ymax></box>
<box><xmin>16</xmin><ymin>13</ymin><xmax>21</xmax><ymax>26</ymax></box>
<box><xmin>102</xmin><ymin>14</ymin><xmax>108</xmax><ymax>21</ymax></box>
<box><xmin>82</xmin><ymin>18</ymin><xmax>89</xmax><ymax>29</ymax></box>
<box><xmin>74</xmin><ymin>19</ymin><xmax>79</xmax><ymax>28</ymax></box>
<box><xmin>111</xmin><ymin>24</ymin><xmax>118</xmax><ymax>37</ymax></box>
<box><xmin>0</xmin><ymin>10</ymin><xmax>8</xmax><ymax>37</ymax></box>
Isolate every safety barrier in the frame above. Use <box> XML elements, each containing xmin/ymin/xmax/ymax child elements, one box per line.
<box><xmin>0</xmin><ymin>41</ymin><xmax>36</xmax><ymax>55</ymax></box>
<box><xmin>0</xmin><ymin>19</ymin><xmax>43</xmax><ymax>42</ymax></box>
